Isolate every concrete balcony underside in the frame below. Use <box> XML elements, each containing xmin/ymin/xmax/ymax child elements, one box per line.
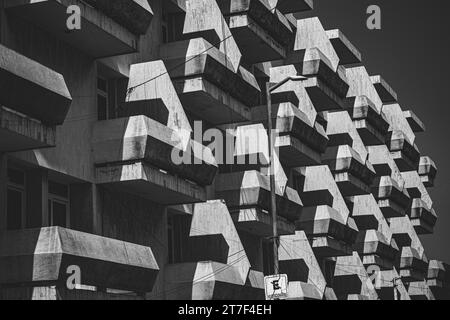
<box><xmin>347</xmin><ymin>98</ymin><xmax>389</xmax><ymax>146</ymax></box>
<box><xmin>276</xmin><ymin>135</ymin><xmax>322</xmax><ymax>167</ymax></box>
<box><xmin>173</xmin><ymin>78</ymin><xmax>252</xmax><ymax>124</ymax></box>
<box><xmin>93</xmin><ymin>116</ymin><xmax>218</xmax><ymax>187</ymax></box>
<box><xmin>286</xmin><ymin>50</ymin><xmax>349</xmax><ymax>99</ymax></box>
<box><xmin>353</xmin><ymin>232</ymin><xmax>398</xmax><ymax>263</ymax></box>
<box><xmin>82</xmin><ymin>0</ymin><xmax>154</xmax><ymax>35</ymax></box>
<box><xmin>0</xmin><ymin>44</ymin><xmax>72</xmax><ymax>126</ymax></box>
<box><xmin>220</xmin><ymin>0</ymin><xmax>293</xmax><ymax>46</ymax></box>
<box><xmin>228</xmin><ymin>15</ymin><xmax>287</xmax><ymax>63</ymax></box>
<box><xmin>387</xmin><ymin>133</ymin><xmax>420</xmax><ymax>172</ymax></box>
<box><xmin>276</xmin><ymin>0</ymin><xmax>313</xmax><ymax>14</ymax></box>
<box><xmin>252</xmin><ymin>103</ymin><xmax>328</xmax><ymax>167</ymax></box>
<box><xmin>326</xmin><ymin>29</ymin><xmax>362</xmax><ymax>65</ymax></box>
<box><xmin>409</xmin><ymin>200</ymin><xmax>437</xmax><ymax>235</ymax></box>
<box><xmin>230</xmin><ymin>208</ymin><xmax>295</xmax><ymax>237</ymax></box>
<box><xmin>0</xmin><ymin>227</ymin><xmax>159</xmax><ymax>293</ymax></box>
<box><xmin>0</xmin><ymin>106</ymin><xmax>55</xmax><ymax>152</ymax></box>
<box><xmin>6</xmin><ymin>0</ymin><xmax>138</xmax><ymax>58</ymax></box>
<box><xmin>372</xmin><ymin>180</ymin><xmax>410</xmax><ymax>218</ymax></box>
<box><xmin>96</xmin><ymin>162</ymin><xmax>207</xmax><ymax>205</ymax></box>
<box><xmin>361</xmin><ymin>255</ymin><xmax>395</xmax><ymax>271</ymax></box>
<box><xmin>324</xmin><ymin>159</ymin><xmax>374</xmax><ymax>197</ymax></box>
<box><xmin>427</xmin><ymin>279</ymin><xmax>450</xmax><ymax>300</ymax></box>
<box><xmin>215</xmin><ymin>171</ymin><xmax>303</xmax><ymax>222</ymax></box>
<box><xmin>160</xmin><ymin>39</ymin><xmax>261</xmax><ymax>108</ymax></box>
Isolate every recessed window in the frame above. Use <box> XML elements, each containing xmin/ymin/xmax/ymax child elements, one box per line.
<box><xmin>48</xmin><ymin>181</ymin><xmax>70</xmax><ymax>228</ymax></box>
<box><xmin>167</xmin><ymin>214</ymin><xmax>190</xmax><ymax>264</ymax></box>
<box><xmin>6</xmin><ymin>168</ymin><xmax>25</xmax><ymax>231</ymax></box>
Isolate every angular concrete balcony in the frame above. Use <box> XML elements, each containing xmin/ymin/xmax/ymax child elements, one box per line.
<box><xmin>403</xmin><ymin>110</ymin><xmax>425</xmax><ymax>133</ymax></box>
<box><xmin>5</xmin><ymin>0</ymin><xmax>139</xmax><ymax>58</ymax></box>
<box><xmin>251</xmin><ymin>102</ymin><xmax>328</xmax><ymax>167</ymax></box>
<box><xmin>0</xmin><ymin>227</ymin><xmax>159</xmax><ymax>293</ymax></box>
<box><xmin>371</xmin><ymin>176</ymin><xmax>411</xmax><ymax>218</ymax></box>
<box><xmin>346</xmin><ymin>96</ymin><xmax>389</xmax><ymax>146</ymax></box>
<box><xmin>387</xmin><ymin>131</ymin><xmax>421</xmax><ymax>172</ymax></box>
<box><xmin>333</xmin><ymin>252</ymin><xmax>379</xmax><ymax>300</ymax></box>
<box><xmin>408</xmin><ymin>280</ymin><xmax>435</xmax><ymax>300</ymax></box>
<box><xmin>275</xmin><ymin>0</ymin><xmax>313</xmax><ymax>14</ymax></box>
<box><xmin>219</xmin><ymin>0</ymin><xmax>293</xmax><ymax>63</ymax></box>
<box><xmin>323</xmin><ymin>145</ymin><xmax>375</xmax><ymax>197</ymax></box>
<box><xmin>0</xmin><ymin>44</ymin><xmax>71</xmax><ymax>151</ymax></box>
<box><xmin>0</xmin><ymin>107</ymin><xmax>56</xmax><ymax>152</ymax></box>
<box><xmin>215</xmin><ymin>171</ymin><xmax>303</xmax><ymax>223</ymax></box>
<box><xmin>160</xmin><ymin>38</ymin><xmax>260</xmax><ymax>123</ymax></box>
<box><xmin>279</xmin><ymin>232</ymin><xmax>328</xmax><ymax>300</ymax></box>
<box><xmin>418</xmin><ymin>156</ymin><xmax>437</xmax><ymax>187</ymax></box>
<box><xmin>409</xmin><ymin>199</ymin><xmax>437</xmax><ymax>235</ymax></box>
<box><xmin>82</xmin><ymin>0</ymin><xmax>154</xmax><ymax>34</ymax></box>
<box><xmin>93</xmin><ymin>116</ymin><xmax>218</xmax><ymax>205</ymax></box>
<box><xmin>229</xmin><ymin>208</ymin><xmax>295</xmax><ymax>237</ymax></box>
<box><xmin>326</xmin><ymin>29</ymin><xmax>362</xmax><ymax>65</ymax></box>
<box><xmin>296</xmin><ymin>206</ymin><xmax>358</xmax><ymax>258</ymax></box>
<box><xmin>370</xmin><ymin>75</ymin><xmax>398</xmax><ymax>104</ymax></box>
<box><xmin>353</xmin><ymin>230</ymin><xmax>398</xmax><ymax>270</ymax></box>
<box><xmin>284</xmin><ymin>48</ymin><xmax>349</xmax><ymax>108</ymax></box>
<box><xmin>427</xmin><ymin>260</ymin><xmax>450</xmax><ymax>300</ymax></box>
<box><xmin>397</xmin><ymin>247</ymin><xmax>428</xmax><ymax>282</ymax></box>
<box><xmin>376</xmin><ymin>269</ymin><xmax>411</xmax><ymax>300</ymax></box>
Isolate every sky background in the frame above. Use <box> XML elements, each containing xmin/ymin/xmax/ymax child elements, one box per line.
<box><xmin>303</xmin><ymin>0</ymin><xmax>450</xmax><ymax>262</ymax></box>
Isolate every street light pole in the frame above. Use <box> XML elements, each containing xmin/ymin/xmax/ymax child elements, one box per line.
<box><xmin>266</xmin><ymin>82</ymin><xmax>279</xmax><ymax>275</ymax></box>
<box><xmin>266</xmin><ymin>76</ymin><xmax>306</xmax><ymax>276</ymax></box>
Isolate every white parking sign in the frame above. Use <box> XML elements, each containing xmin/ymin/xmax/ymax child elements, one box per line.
<box><xmin>264</xmin><ymin>274</ymin><xmax>288</xmax><ymax>300</ymax></box>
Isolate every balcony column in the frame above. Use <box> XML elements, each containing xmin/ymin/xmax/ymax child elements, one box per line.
<box><xmin>26</xmin><ymin>169</ymin><xmax>49</xmax><ymax>228</ymax></box>
<box><xmin>0</xmin><ymin>154</ymin><xmax>6</xmax><ymax>231</ymax></box>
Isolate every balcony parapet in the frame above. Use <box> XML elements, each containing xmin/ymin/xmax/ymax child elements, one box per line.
<box><xmin>0</xmin><ymin>227</ymin><xmax>159</xmax><ymax>293</ymax></box>
<box><xmin>5</xmin><ymin>0</ymin><xmax>139</xmax><ymax>58</ymax></box>
<box><xmin>82</xmin><ymin>0</ymin><xmax>153</xmax><ymax>34</ymax></box>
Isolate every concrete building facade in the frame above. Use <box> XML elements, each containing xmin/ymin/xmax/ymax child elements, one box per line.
<box><xmin>0</xmin><ymin>0</ymin><xmax>447</xmax><ymax>300</ymax></box>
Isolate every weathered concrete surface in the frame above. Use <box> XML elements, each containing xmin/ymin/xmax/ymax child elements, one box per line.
<box><xmin>215</xmin><ymin>171</ymin><xmax>303</xmax><ymax>222</ymax></box>
<box><xmin>0</xmin><ymin>44</ymin><xmax>72</xmax><ymax>125</ymax></box>
<box><xmin>96</xmin><ymin>162</ymin><xmax>207</xmax><ymax>205</ymax></box>
<box><xmin>279</xmin><ymin>231</ymin><xmax>327</xmax><ymax>300</ymax></box>
<box><xmin>219</xmin><ymin>0</ymin><xmax>293</xmax><ymax>63</ymax></box>
<box><xmin>346</xmin><ymin>66</ymin><xmax>384</xmax><ymax>113</ymax></box>
<box><xmin>93</xmin><ymin>115</ymin><xmax>218</xmax><ymax>186</ymax></box>
<box><xmin>183</xmin><ymin>0</ymin><xmax>242</xmax><ymax>73</ymax></box>
<box><xmin>334</xmin><ymin>252</ymin><xmax>379</xmax><ymax>300</ymax></box>
<box><xmin>326</xmin><ymin>29</ymin><xmax>362</xmax><ymax>65</ymax></box>
<box><xmin>427</xmin><ymin>260</ymin><xmax>450</xmax><ymax>300</ymax></box>
<box><xmin>160</xmin><ymin>38</ymin><xmax>261</xmax><ymax>107</ymax></box>
<box><xmin>5</xmin><ymin>0</ymin><xmax>138</xmax><ymax>58</ymax></box>
<box><xmin>418</xmin><ymin>156</ymin><xmax>437</xmax><ymax>187</ymax></box>
<box><xmin>0</xmin><ymin>106</ymin><xmax>56</xmax><ymax>152</ymax></box>
<box><xmin>370</xmin><ymin>75</ymin><xmax>398</xmax><ymax>104</ymax></box>
<box><xmin>124</xmin><ymin>60</ymin><xmax>192</xmax><ymax>149</ymax></box>
<box><xmin>346</xmin><ymin>96</ymin><xmax>389</xmax><ymax>146</ymax></box>
<box><xmin>0</xmin><ymin>227</ymin><xmax>159</xmax><ymax>292</ymax></box>
<box><xmin>83</xmin><ymin>0</ymin><xmax>154</xmax><ymax>34</ymax></box>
